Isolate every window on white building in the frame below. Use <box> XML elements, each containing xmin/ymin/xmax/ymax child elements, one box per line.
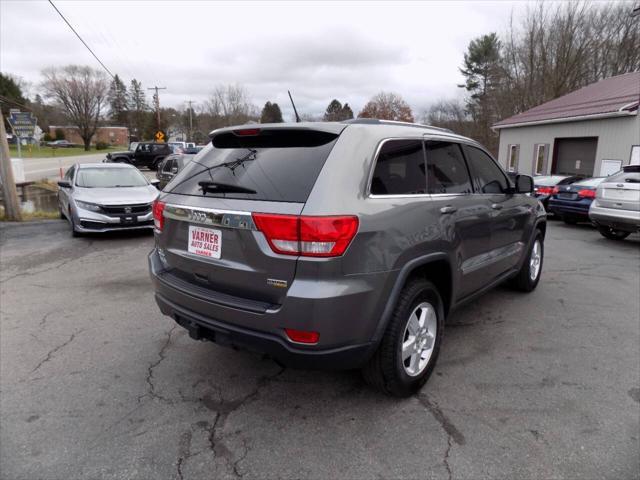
<box><xmin>534</xmin><ymin>144</ymin><xmax>546</xmax><ymax>175</ymax></box>
<box><xmin>508</xmin><ymin>144</ymin><xmax>519</xmax><ymax>172</ymax></box>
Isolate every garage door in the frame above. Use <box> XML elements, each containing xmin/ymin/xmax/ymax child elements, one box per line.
<box><xmin>552</xmin><ymin>137</ymin><xmax>598</xmax><ymax>176</ymax></box>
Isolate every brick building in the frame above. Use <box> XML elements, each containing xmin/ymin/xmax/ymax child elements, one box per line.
<box><xmin>48</xmin><ymin>126</ymin><xmax>129</xmax><ymax>146</ymax></box>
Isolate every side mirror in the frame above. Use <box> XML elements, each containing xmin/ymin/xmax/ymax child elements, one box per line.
<box><xmin>171</xmin><ymin>167</ymin><xmax>178</xmax><ymax>174</ymax></box>
<box><xmin>57</xmin><ymin>180</ymin><xmax>71</xmax><ymax>189</ymax></box>
<box><xmin>515</xmin><ymin>174</ymin><xmax>534</xmax><ymax>194</ymax></box>
<box><xmin>150</xmin><ymin>178</ymin><xmax>161</xmax><ymax>189</ymax></box>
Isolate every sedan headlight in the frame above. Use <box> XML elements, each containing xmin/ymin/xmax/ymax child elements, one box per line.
<box><xmin>76</xmin><ymin>200</ymin><xmax>102</xmax><ymax>212</ymax></box>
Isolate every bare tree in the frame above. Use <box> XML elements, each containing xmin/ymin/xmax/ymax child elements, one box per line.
<box><xmin>41</xmin><ymin>66</ymin><xmax>109</xmax><ymax>151</ymax></box>
<box><xmin>421</xmin><ymin>99</ymin><xmax>474</xmax><ymax>137</ymax></box>
<box><xmin>358</xmin><ymin>92</ymin><xmax>414</xmax><ymax>122</ymax></box>
<box><xmin>500</xmin><ymin>1</ymin><xmax>640</xmax><ymax>115</ymax></box>
<box><xmin>202</xmin><ymin>84</ymin><xmax>258</xmax><ymax>130</ymax></box>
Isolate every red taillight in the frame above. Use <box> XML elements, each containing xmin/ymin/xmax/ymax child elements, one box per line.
<box><xmin>536</xmin><ymin>186</ymin><xmax>554</xmax><ymax>195</ymax></box>
<box><xmin>578</xmin><ymin>189</ymin><xmax>596</xmax><ymax>199</ymax></box>
<box><xmin>153</xmin><ymin>200</ymin><xmax>166</xmax><ymax>231</ymax></box>
<box><xmin>252</xmin><ymin>213</ymin><xmax>359</xmax><ymax>257</ymax></box>
<box><xmin>552</xmin><ymin>186</ymin><xmax>560</xmax><ymax>195</ymax></box>
<box><xmin>285</xmin><ymin>328</ymin><xmax>320</xmax><ymax>344</ymax></box>
<box><xmin>233</xmin><ymin>128</ymin><xmax>261</xmax><ymax>136</ymax></box>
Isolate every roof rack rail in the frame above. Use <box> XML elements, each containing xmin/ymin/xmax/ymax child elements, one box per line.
<box><xmin>342</xmin><ymin>118</ymin><xmax>454</xmax><ymax>133</ymax></box>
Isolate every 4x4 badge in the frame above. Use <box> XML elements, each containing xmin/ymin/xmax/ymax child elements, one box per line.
<box><xmin>267</xmin><ymin>278</ymin><xmax>288</xmax><ymax>288</ymax></box>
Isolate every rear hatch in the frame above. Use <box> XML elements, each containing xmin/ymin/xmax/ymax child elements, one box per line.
<box><xmin>155</xmin><ymin>125</ymin><xmax>345</xmax><ymax>307</ymax></box>
<box><xmin>596</xmin><ymin>168</ymin><xmax>640</xmax><ymax>212</ymax></box>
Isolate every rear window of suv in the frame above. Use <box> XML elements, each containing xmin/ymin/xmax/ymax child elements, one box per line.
<box><xmin>165</xmin><ymin>129</ymin><xmax>340</xmax><ymax>202</ymax></box>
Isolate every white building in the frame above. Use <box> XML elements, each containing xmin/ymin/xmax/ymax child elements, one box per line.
<box><xmin>493</xmin><ymin>72</ymin><xmax>640</xmax><ymax>178</ymax></box>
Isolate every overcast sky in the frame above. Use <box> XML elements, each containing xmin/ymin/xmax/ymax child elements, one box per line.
<box><xmin>1</xmin><ymin>0</ymin><xmax>530</xmax><ymax>121</ymax></box>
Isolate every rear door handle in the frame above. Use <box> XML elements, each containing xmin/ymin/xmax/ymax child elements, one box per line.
<box><xmin>440</xmin><ymin>206</ymin><xmax>457</xmax><ymax>214</ymax></box>
<box><xmin>491</xmin><ymin>203</ymin><xmax>503</xmax><ymax>210</ymax></box>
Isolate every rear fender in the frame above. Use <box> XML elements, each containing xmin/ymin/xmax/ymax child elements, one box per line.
<box><xmin>370</xmin><ymin>252</ymin><xmax>451</xmax><ymax>345</ymax></box>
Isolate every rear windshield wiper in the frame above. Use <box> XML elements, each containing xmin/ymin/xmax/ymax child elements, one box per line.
<box><xmin>219</xmin><ymin>149</ymin><xmax>257</xmax><ymax>174</ymax></box>
<box><xmin>198</xmin><ymin>181</ymin><xmax>256</xmax><ymax>195</ymax></box>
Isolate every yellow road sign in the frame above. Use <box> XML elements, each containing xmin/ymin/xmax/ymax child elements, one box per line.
<box><xmin>155</xmin><ymin>130</ymin><xmax>166</xmax><ymax>142</ymax></box>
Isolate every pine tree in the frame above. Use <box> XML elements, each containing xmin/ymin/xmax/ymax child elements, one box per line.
<box><xmin>459</xmin><ymin>33</ymin><xmax>502</xmax><ymax>149</ymax></box>
<box><xmin>128</xmin><ymin>79</ymin><xmax>147</xmax><ymax>140</ymax></box>
<box><xmin>260</xmin><ymin>101</ymin><xmax>283</xmax><ymax>123</ymax></box>
<box><xmin>323</xmin><ymin>99</ymin><xmax>343</xmax><ymax>121</ymax></box>
<box><xmin>341</xmin><ymin>103</ymin><xmax>354</xmax><ymax>120</ymax></box>
<box><xmin>107</xmin><ymin>74</ymin><xmax>128</xmax><ymax>126</ymax></box>
<box><xmin>323</xmin><ymin>99</ymin><xmax>355</xmax><ymax>121</ymax></box>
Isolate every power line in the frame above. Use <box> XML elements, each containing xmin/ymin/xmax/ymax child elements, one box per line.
<box><xmin>0</xmin><ymin>95</ymin><xmax>33</xmax><ymax>112</ymax></box>
<box><xmin>48</xmin><ymin>0</ymin><xmax>115</xmax><ymax>79</ymax></box>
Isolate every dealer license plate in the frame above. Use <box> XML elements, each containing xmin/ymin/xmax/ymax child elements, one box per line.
<box><xmin>188</xmin><ymin>226</ymin><xmax>222</xmax><ymax>259</ymax></box>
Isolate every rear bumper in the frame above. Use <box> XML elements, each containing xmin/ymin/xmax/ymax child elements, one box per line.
<box><xmin>148</xmin><ymin>249</ymin><xmax>385</xmax><ymax>369</ymax></box>
<box><xmin>547</xmin><ymin>199</ymin><xmax>591</xmax><ymax>218</ymax></box>
<box><xmin>154</xmin><ymin>293</ymin><xmax>373</xmax><ymax>370</ymax></box>
<box><xmin>589</xmin><ymin>204</ymin><xmax>640</xmax><ymax>232</ymax></box>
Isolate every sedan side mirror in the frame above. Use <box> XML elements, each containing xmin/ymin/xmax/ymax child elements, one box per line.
<box><xmin>150</xmin><ymin>178</ymin><xmax>161</xmax><ymax>189</ymax></box>
<box><xmin>515</xmin><ymin>174</ymin><xmax>534</xmax><ymax>194</ymax></box>
<box><xmin>57</xmin><ymin>180</ymin><xmax>72</xmax><ymax>189</ymax></box>
<box><xmin>171</xmin><ymin>167</ymin><xmax>178</xmax><ymax>174</ymax></box>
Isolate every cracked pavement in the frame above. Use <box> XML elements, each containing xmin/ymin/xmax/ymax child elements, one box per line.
<box><xmin>1</xmin><ymin>220</ymin><xmax>639</xmax><ymax>479</ymax></box>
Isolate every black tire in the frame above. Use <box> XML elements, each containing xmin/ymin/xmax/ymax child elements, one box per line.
<box><xmin>510</xmin><ymin>230</ymin><xmax>544</xmax><ymax>292</ymax></box>
<box><xmin>597</xmin><ymin>226</ymin><xmax>630</xmax><ymax>241</ymax></box>
<box><xmin>362</xmin><ymin>278</ymin><xmax>444</xmax><ymax>397</ymax></box>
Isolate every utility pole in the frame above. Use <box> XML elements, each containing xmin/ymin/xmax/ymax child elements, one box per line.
<box><xmin>186</xmin><ymin>100</ymin><xmax>195</xmax><ymax>142</ymax></box>
<box><xmin>0</xmin><ymin>116</ymin><xmax>22</xmax><ymax>221</ymax></box>
<box><xmin>147</xmin><ymin>86</ymin><xmax>166</xmax><ymax>131</ymax></box>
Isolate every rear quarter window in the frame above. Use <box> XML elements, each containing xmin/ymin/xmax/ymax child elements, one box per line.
<box><xmin>370</xmin><ymin>140</ymin><xmax>425</xmax><ymax>195</ymax></box>
<box><xmin>166</xmin><ymin>129</ymin><xmax>340</xmax><ymax>203</ymax></box>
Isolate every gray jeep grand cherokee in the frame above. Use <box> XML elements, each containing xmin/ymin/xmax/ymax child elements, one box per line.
<box><xmin>149</xmin><ymin>119</ymin><xmax>545</xmax><ymax>396</ymax></box>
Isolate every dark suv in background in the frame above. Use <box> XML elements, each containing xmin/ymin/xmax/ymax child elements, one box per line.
<box><xmin>149</xmin><ymin>120</ymin><xmax>545</xmax><ymax>396</ymax></box>
<box><xmin>105</xmin><ymin>142</ymin><xmax>173</xmax><ymax>170</ymax></box>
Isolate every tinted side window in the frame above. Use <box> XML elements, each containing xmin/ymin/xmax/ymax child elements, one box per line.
<box><xmin>425</xmin><ymin>141</ymin><xmax>473</xmax><ymax>194</ymax></box>
<box><xmin>153</xmin><ymin>144</ymin><xmax>168</xmax><ymax>153</ymax></box>
<box><xmin>164</xmin><ymin>159</ymin><xmax>175</xmax><ymax>172</ymax></box>
<box><xmin>464</xmin><ymin>146</ymin><xmax>509</xmax><ymax>194</ymax></box>
<box><xmin>371</xmin><ymin>140</ymin><xmax>425</xmax><ymax>195</ymax></box>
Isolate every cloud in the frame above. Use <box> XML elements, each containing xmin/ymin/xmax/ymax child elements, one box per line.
<box><xmin>1</xmin><ymin>0</ymin><xmax>525</xmax><ymax>121</ymax></box>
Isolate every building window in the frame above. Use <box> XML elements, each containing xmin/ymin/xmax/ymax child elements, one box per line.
<box><xmin>508</xmin><ymin>144</ymin><xmax>519</xmax><ymax>172</ymax></box>
<box><xmin>534</xmin><ymin>144</ymin><xmax>546</xmax><ymax>175</ymax></box>
<box><xmin>631</xmin><ymin>145</ymin><xmax>640</xmax><ymax>166</ymax></box>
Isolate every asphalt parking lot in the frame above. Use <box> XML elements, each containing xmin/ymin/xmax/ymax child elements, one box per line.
<box><xmin>1</xmin><ymin>220</ymin><xmax>638</xmax><ymax>480</ymax></box>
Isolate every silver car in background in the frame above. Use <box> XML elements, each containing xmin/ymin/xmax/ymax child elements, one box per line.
<box><xmin>589</xmin><ymin>165</ymin><xmax>640</xmax><ymax>240</ymax></box>
<box><xmin>58</xmin><ymin>163</ymin><xmax>159</xmax><ymax>237</ymax></box>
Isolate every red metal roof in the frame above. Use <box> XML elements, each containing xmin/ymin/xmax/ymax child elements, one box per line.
<box><xmin>493</xmin><ymin>71</ymin><xmax>640</xmax><ymax>128</ymax></box>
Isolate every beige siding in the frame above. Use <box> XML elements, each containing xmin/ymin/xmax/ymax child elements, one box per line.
<box><xmin>496</xmin><ymin>114</ymin><xmax>640</xmax><ymax>176</ymax></box>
